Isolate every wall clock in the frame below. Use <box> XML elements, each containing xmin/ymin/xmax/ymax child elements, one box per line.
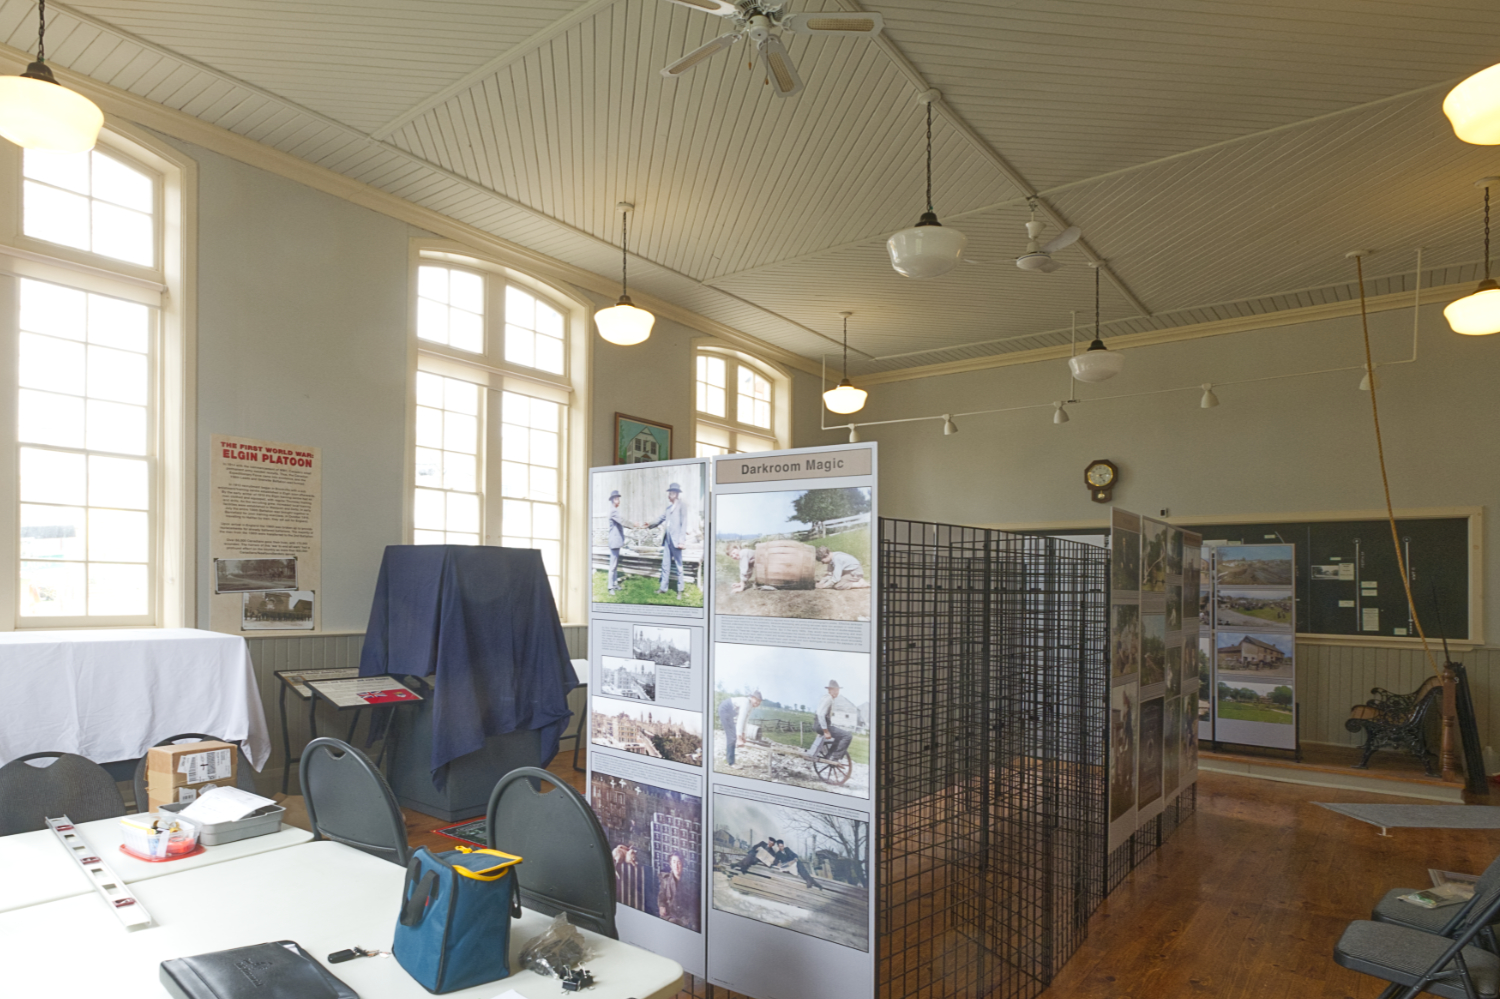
<box><xmin>1085</xmin><ymin>459</ymin><xmax>1117</xmax><ymax>503</ymax></box>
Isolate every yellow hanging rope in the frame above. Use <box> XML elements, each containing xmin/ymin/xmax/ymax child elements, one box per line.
<box><xmin>1353</xmin><ymin>254</ymin><xmax>1441</xmax><ymax>678</ymax></box>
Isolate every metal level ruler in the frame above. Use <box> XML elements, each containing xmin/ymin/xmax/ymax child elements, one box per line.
<box><xmin>46</xmin><ymin>816</ymin><xmax>153</xmax><ymax>929</ymax></box>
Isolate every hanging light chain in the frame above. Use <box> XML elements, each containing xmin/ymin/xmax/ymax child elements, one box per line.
<box><xmin>37</xmin><ymin>0</ymin><xmax>46</xmax><ymax>62</ymax></box>
<box><xmin>1094</xmin><ymin>262</ymin><xmax>1101</xmax><ymax>340</ymax></box>
<box><xmin>925</xmin><ymin>101</ymin><xmax>933</xmax><ymax>215</ymax></box>
<box><xmin>1485</xmin><ymin>184</ymin><xmax>1492</xmax><ymax>282</ymax></box>
<box><xmin>620</xmin><ymin>208</ymin><xmax>629</xmax><ymax>298</ymax></box>
<box><xmin>842</xmin><ymin>313</ymin><xmax>850</xmax><ymax>378</ymax></box>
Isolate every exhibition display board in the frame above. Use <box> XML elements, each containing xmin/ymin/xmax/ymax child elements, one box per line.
<box><xmin>1108</xmin><ymin>510</ymin><xmax>1201</xmax><ymax>854</ymax></box>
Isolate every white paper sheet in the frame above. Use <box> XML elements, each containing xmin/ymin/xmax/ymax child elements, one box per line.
<box><xmin>178</xmin><ymin>785</ymin><xmax>278</xmax><ymax>825</ymax></box>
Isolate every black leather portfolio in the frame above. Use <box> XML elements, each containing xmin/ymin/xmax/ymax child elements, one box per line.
<box><xmin>159</xmin><ymin>941</ymin><xmax>359</xmax><ymax>999</ymax></box>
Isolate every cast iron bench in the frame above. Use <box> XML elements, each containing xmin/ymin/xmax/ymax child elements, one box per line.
<box><xmin>1345</xmin><ymin>676</ymin><xmax>1443</xmax><ymax>775</ymax></box>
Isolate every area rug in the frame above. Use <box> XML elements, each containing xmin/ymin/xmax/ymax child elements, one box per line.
<box><xmin>433</xmin><ymin>817</ymin><xmax>488</xmax><ymax>847</ymax></box>
<box><xmin>1318</xmin><ymin>803</ymin><xmax>1500</xmax><ymax>834</ymax></box>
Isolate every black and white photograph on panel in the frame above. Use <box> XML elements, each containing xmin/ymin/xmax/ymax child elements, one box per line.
<box><xmin>591</xmin><ymin>462</ymin><xmax>706</xmax><ymax>609</ymax></box>
<box><xmin>591</xmin><ymin>698</ymin><xmax>704</xmax><ymax>767</ymax></box>
<box><xmin>1109</xmin><ymin>681</ymin><xmax>1137</xmax><ymax>823</ymax></box>
<box><xmin>1167</xmin><ymin>583</ymin><xmax>1183</xmax><ymax>631</ymax></box>
<box><xmin>1111</xmin><ymin>510</ymin><xmax>1140</xmax><ymax>592</ymax></box>
<box><xmin>1138</xmin><ymin>696</ymin><xmax>1164</xmax><ymax>809</ymax></box>
<box><xmin>633</xmin><ymin>624</ymin><xmax>692</xmax><ymax>666</ymax></box>
<box><xmin>1215</xmin><ymin>587</ymin><xmax>1295</xmax><ymax>632</ymax></box>
<box><xmin>1142</xmin><ymin>518</ymin><xmax>1169</xmax><ymax>592</ymax></box>
<box><xmin>1214</xmin><ymin>630</ymin><xmax>1295</xmax><ymax>682</ymax></box>
<box><xmin>214</xmin><ymin>556</ymin><xmax>297</xmax><ymax>593</ymax></box>
<box><xmin>590</xmin><ymin>772</ymin><xmax>703</xmax><ymax>932</ymax></box>
<box><xmin>241</xmin><ymin>590</ymin><xmax>315</xmax><ymax>630</ymax></box>
<box><xmin>712</xmin><ymin>642</ymin><xmax>870</xmax><ymax>798</ymax></box>
<box><xmin>601</xmin><ymin>655</ymin><xmax>657</xmax><ymax>702</ymax></box>
<box><xmin>1184</xmin><ymin>543</ymin><xmax>1202</xmax><ymax>622</ymax></box>
<box><xmin>1166</xmin><ymin>644</ymin><xmax>1182</xmax><ymax>698</ymax></box>
<box><xmin>1140</xmin><ymin>611</ymin><xmax>1167</xmax><ymax>687</ymax></box>
<box><xmin>1216</xmin><ymin>544</ymin><xmax>1295</xmax><ymax>586</ymax></box>
<box><xmin>711</xmin><ymin>790</ymin><xmax>870</xmax><ymax>952</ymax></box>
<box><xmin>1110</xmin><ymin>602</ymin><xmax>1140</xmax><ymax>680</ymax></box>
<box><xmin>713</xmin><ymin>487</ymin><xmax>872</xmax><ymax>623</ymax></box>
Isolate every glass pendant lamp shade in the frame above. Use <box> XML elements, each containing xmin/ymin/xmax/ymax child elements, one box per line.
<box><xmin>887</xmin><ymin>216</ymin><xmax>967</xmax><ymax>279</ymax></box>
<box><xmin>1068</xmin><ymin>340</ymin><xmax>1125</xmax><ymax>383</ymax></box>
<box><xmin>595</xmin><ymin>294</ymin><xmax>655</xmax><ymax>345</ymax></box>
<box><xmin>0</xmin><ymin>1</ymin><xmax>103</xmax><ymax>153</ymax></box>
<box><xmin>1444</xmin><ymin>279</ymin><xmax>1500</xmax><ymax>335</ymax></box>
<box><xmin>1445</xmin><ymin>64</ymin><xmax>1500</xmax><ymax>145</ymax></box>
<box><xmin>823</xmin><ymin>379</ymin><xmax>868</xmax><ymax>414</ymax></box>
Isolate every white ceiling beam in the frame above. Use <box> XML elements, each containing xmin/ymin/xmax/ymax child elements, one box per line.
<box><xmin>831</xmin><ymin>0</ymin><xmax>1152</xmax><ymax>319</ymax></box>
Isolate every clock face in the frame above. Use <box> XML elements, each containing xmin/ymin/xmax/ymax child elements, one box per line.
<box><xmin>1086</xmin><ymin>461</ymin><xmax>1115</xmax><ymax>488</ymax></box>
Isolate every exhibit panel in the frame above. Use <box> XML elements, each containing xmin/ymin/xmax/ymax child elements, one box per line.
<box><xmin>1205</xmin><ymin>543</ymin><xmax>1299</xmax><ymax>751</ymax></box>
<box><xmin>706</xmin><ymin>444</ymin><xmax>878</xmax><ymax>999</ymax></box>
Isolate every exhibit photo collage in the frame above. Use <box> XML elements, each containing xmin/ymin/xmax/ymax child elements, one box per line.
<box><xmin>1205</xmin><ymin>543</ymin><xmax>1297</xmax><ymax>750</ymax></box>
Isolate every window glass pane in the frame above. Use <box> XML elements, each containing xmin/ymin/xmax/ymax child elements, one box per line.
<box><xmin>416</xmin><ymin>297</ymin><xmax>448</xmax><ymax>344</ymax></box>
<box><xmin>501</xmin><ymin>422</ymin><xmax>530</xmax><ymax>465</ymax></box>
<box><xmin>532</xmin><ymin>503</ymin><xmax>561</xmax><ymax>540</ymax></box>
<box><xmin>706</xmin><ymin>385</ymin><xmax>725</xmax><ymax>417</ymax></box>
<box><xmin>92</xmin><ymin>152</ymin><xmax>153</xmax><ymax>212</ymax></box>
<box><xmin>502</xmin><ymin>499</ymin><xmax>532</xmax><ymax>537</ymax></box>
<box><xmin>415</xmin><ymin>371</ymin><xmax>444</xmax><ymax>408</ymax></box>
<box><xmin>413</xmin><ymin>488</ymin><xmax>446</xmax><ymax>530</ymax></box>
<box><xmin>89</xmin><ymin>456</ymin><xmax>148</xmax><ymax>510</ymax></box>
<box><xmin>21</xmin><ymin>448</ymin><xmax>86</xmax><ymax>504</ymax></box>
<box><xmin>529</xmin><ymin>466</ymin><xmax>557</xmax><ymax>501</ymax></box>
<box><xmin>24</xmin><ymin>181</ymin><xmax>90</xmax><ymax>251</ymax></box>
<box><xmin>88</xmin><ymin>345</ymin><xmax>148</xmax><ymax>405</ymax></box>
<box><xmin>705</xmin><ymin>356</ymin><xmax>725</xmax><ymax>387</ymax></box>
<box><xmin>413</xmin><ymin>529</ymin><xmax>445</xmax><ymax>545</ymax></box>
<box><xmin>24</xmin><ymin>150</ymin><xmax>159</xmax><ymax>267</ymax></box>
<box><xmin>442</xmin><ymin>378</ymin><xmax>479</xmax><ymax>416</ymax></box>
<box><xmin>19</xmin><ymin>389</ymin><xmax>85</xmax><ymax>448</ymax></box>
<box><xmin>20</xmin><ymin>504</ymin><xmax>86</xmax><ymax>560</ymax></box>
<box><xmin>89</xmin><ymin>508</ymin><xmax>148</xmax><ymax>562</ymax></box>
<box><xmin>20</xmin><ymin>333</ymin><xmax>85</xmax><ymax>395</ymax></box>
<box><xmin>415</xmin><ymin>406</ymin><xmax>443</xmax><ymax>448</ymax></box>
<box><xmin>414</xmin><ymin>446</ymin><xmax>442</xmax><ymax>488</ymax></box>
<box><xmin>696</xmin><ymin>441</ymin><xmax>726</xmax><ymax>457</ymax></box>
<box><xmin>86</xmin><ymin>400</ymin><xmax>147</xmax><ymax>455</ymax></box>
<box><xmin>449</xmin><ymin>308</ymin><xmax>483</xmax><ymax>353</ymax></box>
<box><xmin>530</xmin><ymin>398</ymin><xmax>558</xmax><ymax>432</ymax></box>
<box><xmin>501</xmin><ymin>460</ymin><xmax>529</xmax><ymax>498</ymax></box>
<box><xmin>737</xmin><ymin>434</ymin><xmax>775</xmax><ymax>453</ymax></box>
<box><xmin>535</xmin><ymin>540</ymin><xmax>561</xmax><ymax>576</ymax></box>
<box><xmin>20</xmin><ymin>280</ymin><xmax>86</xmax><ymax>340</ymax></box>
<box><xmin>88</xmin><ymin>295</ymin><xmax>149</xmax><ymax>352</ymax></box>
<box><xmin>506</xmin><ymin>285</ymin><xmax>535</xmax><ymax>329</ymax></box>
<box><xmin>92</xmin><ymin>202</ymin><xmax>153</xmax><ymax>266</ymax></box>
<box><xmin>696</xmin><ymin>423</ymin><xmax>729</xmax><ymax>447</ymax></box>
<box><xmin>447</xmin><ymin>532</ymin><xmax>479</xmax><ymax>546</ymax></box>
<box><xmin>446</xmin><ymin>491</ymin><xmax>480</xmax><ymax>533</ymax></box>
<box><xmin>418</xmin><ymin>266</ymin><xmax>449</xmax><ymax>303</ymax></box>
<box><xmin>501</xmin><ymin>392</ymin><xmax>530</xmax><ymax>426</ymax></box>
<box><xmin>24</xmin><ymin>149</ymin><xmax>90</xmax><ymax>193</ymax></box>
<box><xmin>449</xmin><ymin>271</ymin><xmax>483</xmax><ymax>314</ymax></box>
<box><xmin>20</xmin><ymin>561</ymin><xmax>85</xmax><ymax>616</ymax></box>
<box><xmin>88</xmin><ymin>563</ymin><xmax>149</xmax><ymax>615</ymax></box>
<box><xmin>534</xmin><ymin>335</ymin><xmax>564</xmax><ymax>374</ymax></box>
<box><xmin>443</xmin><ymin>452</ymin><xmax>475</xmax><ymax>492</ymax></box>
<box><xmin>442</xmin><ymin>412</ymin><xmax>476</xmax><ymax>454</ymax></box>
<box><xmin>505</xmin><ymin>325</ymin><xmax>534</xmax><ymax>367</ymax></box>
<box><xmin>536</xmin><ymin>303</ymin><xmax>563</xmax><ymax>338</ymax></box>
<box><xmin>529</xmin><ymin>429</ymin><xmax>558</xmax><ymax>468</ymax></box>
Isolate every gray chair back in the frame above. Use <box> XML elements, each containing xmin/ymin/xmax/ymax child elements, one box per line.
<box><xmin>486</xmin><ymin>767</ymin><xmax>617</xmax><ymax>938</ymax></box>
<box><xmin>131</xmin><ymin>734</ymin><xmax>259</xmax><ymax>813</ymax></box>
<box><xmin>300</xmin><ymin>737</ymin><xmax>409</xmax><ymax>866</ymax></box>
<box><xmin>0</xmin><ymin>752</ymin><xmax>125</xmax><ymax>835</ymax></box>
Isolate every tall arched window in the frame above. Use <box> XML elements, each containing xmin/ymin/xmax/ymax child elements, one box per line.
<box><xmin>693</xmin><ymin>347</ymin><xmax>787</xmax><ymax>455</ymax></box>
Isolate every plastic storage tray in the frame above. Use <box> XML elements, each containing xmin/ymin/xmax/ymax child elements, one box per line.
<box><xmin>159</xmin><ymin>802</ymin><xmax>284</xmax><ymax>846</ymax></box>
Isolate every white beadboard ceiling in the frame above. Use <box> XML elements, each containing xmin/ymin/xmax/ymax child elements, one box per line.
<box><xmin>26</xmin><ymin>0</ymin><xmax>1500</xmax><ymax>374</ymax></box>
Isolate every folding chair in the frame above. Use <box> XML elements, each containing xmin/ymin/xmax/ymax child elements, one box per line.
<box><xmin>1373</xmin><ymin>852</ymin><xmax>1500</xmax><ymax>952</ymax></box>
<box><xmin>0</xmin><ymin>752</ymin><xmax>124</xmax><ymax>835</ymax></box>
<box><xmin>130</xmin><ymin>733</ymin><xmax>259</xmax><ymax>813</ymax></box>
<box><xmin>486</xmin><ymin>766</ymin><xmax>616</xmax><ymax>938</ymax></box>
<box><xmin>1335</xmin><ymin>886</ymin><xmax>1500</xmax><ymax>998</ymax></box>
<box><xmin>300</xmin><ymin>737</ymin><xmax>409</xmax><ymax>866</ymax></box>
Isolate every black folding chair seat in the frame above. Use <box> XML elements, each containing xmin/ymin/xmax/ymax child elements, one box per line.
<box><xmin>1374</xmin><ymin>852</ymin><xmax>1500</xmax><ymax>951</ymax></box>
<box><xmin>1336</xmin><ymin>920</ymin><xmax>1500</xmax><ymax>998</ymax></box>
<box><xmin>0</xmin><ymin>752</ymin><xmax>125</xmax><ymax>835</ymax></box>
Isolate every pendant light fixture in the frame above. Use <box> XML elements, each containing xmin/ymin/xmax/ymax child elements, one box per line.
<box><xmin>1200</xmin><ymin>383</ymin><xmax>1219</xmax><ymax>408</ymax></box>
<box><xmin>886</xmin><ymin>90</ymin><xmax>966</xmax><ymax>279</ymax></box>
<box><xmin>941</xmin><ymin>414</ymin><xmax>958</xmax><ymax>435</ymax></box>
<box><xmin>1445</xmin><ymin>63</ymin><xmax>1500</xmax><ymax>145</ymax></box>
<box><xmin>0</xmin><ymin>0</ymin><xmax>103</xmax><ymax>153</ymax></box>
<box><xmin>1444</xmin><ymin>179</ymin><xmax>1500</xmax><ymax>336</ymax></box>
<box><xmin>594</xmin><ymin>202</ymin><xmax>655</xmax><ymax>346</ymax></box>
<box><xmin>822</xmin><ymin>311</ymin><xmax>868</xmax><ymax>415</ymax></box>
<box><xmin>1052</xmin><ymin>401</ymin><xmax>1069</xmax><ymax>424</ymax></box>
<box><xmin>1068</xmin><ymin>263</ymin><xmax>1126</xmax><ymax>382</ymax></box>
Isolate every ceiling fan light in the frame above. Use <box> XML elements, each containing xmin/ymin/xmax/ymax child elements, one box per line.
<box><xmin>1444</xmin><ymin>63</ymin><xmax>1500</xmax><ymax>145</ymax></box>
<box><xmin>0</xmin><ymin>64</ymin><xmax>103</xmax><ymax>152</ymax></box>
<box><xmin>1068</xmin><ymin>338</ymin><xmax>1125</xmax><ymax>383</ymax></box>
<box><xmin>595</xmin><ymin>294</ymin><xmax>654</xmax><ymax>345</ymax></box>
<box><xmin>887</xmin><ymin>216</ymin><xmax>967</xmax><ymax>279</ymax></box>
<box><xmin>823</xmin><ymin>378</ymin><xmax>867</xmax><ymax>415</ymax></box>
<box><xmin>1444</xmin><ymin>279</ymin><xmax>1500</xmax><ymax>335</ymax></box>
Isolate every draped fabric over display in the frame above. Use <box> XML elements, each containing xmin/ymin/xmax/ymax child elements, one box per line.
<box><xmin>360</xmin><ymin>545</ymin><xmax>578</xmax><ymax>787</ymax></box>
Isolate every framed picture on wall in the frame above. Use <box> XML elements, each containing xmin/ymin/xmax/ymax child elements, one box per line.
<box><xmin>615</xmin><ymin>413</ymin><xmax>672</xmax><ymax>465</ymax></box>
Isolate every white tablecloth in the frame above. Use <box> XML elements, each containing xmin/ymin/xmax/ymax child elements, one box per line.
<box><xmin>0</xmin><ymin>628</ymin><xmax>271</xmax><ymax>769</ymax></box>
<box><xmin>0</xmin><ymin>841</ymin><xmax>683</xmax><ymax>999</ymax></box>
<box><xmin>0</xmin><ymin>814</ymin><xmax>313</xmax><ymax>913</ymax></box>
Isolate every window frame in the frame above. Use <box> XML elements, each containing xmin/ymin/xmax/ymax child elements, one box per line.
<box><xmin>692</xmin><ymin>343</ymin><xmax>790</xmax><ymax>456</ymax></box>
<box><xmin>407</xmin><ymin>241</ymin><xmax>590</xmax><ymax>623</ymax></box>
<box><xmin>0</xmin><ymin>124</ymin><xmax>196</xmax><ymax>631</ymax></box>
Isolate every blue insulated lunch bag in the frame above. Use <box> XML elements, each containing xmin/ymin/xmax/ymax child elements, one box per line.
<box><xmin>392</xmin><ymin>846</ymin><xmax>523</xmax><ymax>994</ymax></box>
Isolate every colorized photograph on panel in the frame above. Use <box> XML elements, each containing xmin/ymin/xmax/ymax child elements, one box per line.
<box><xmin>1215</xmin><ymin>630</ymin><xmax>1294</xmax><ymax>681</ymax></box>
<box><xmin>1109</xmin><ymin>683</ymin><xmax>1137</xmax><ymax>822</ymax></box>
<box><xmin>1138</xmin><ymin>697</ymin><xmax>1164</xmax><ymax>808</ymax></box>
<box><xmin>712</xmin><ymin>642</ymin><xmax>870</xmax><ymax>798</ymax></box>
<box><xmin>1216</xmin><ymin>545</ymin><xmax>1294</xmax><ymax>586</ymax></box>
<box><xmin>714</xmin><ymin>487</ymin><xmax>872</xmax><ymax>623</ymax></box>
<box><xmin>1167</xmin><ymin>528</ymin><xmax>1183</xmax><ymax>577</ymax></box>
<box><xmin>1166</xmin><ymin>583</ymin><xmax>1183</xmax><ymax>631</ymax></box>
<box><xmin>1163</xmin><ymin>697</ymin><xmax>1181</xmax><ymax>795</ymax></box>
<box><xmin>215</xmin><ymin>556</ymin><xmax>297</xmax><ymax>593</ymax></box>
<box><xmin>633</xmin><ymin>625</ymin><xmax>691</xmax><ymax>666</ymax></box>
<box><xmin>1215</xmin><ymin>679</ymin><xmax>1294</xmax><ymax>725</ymax></box>
<box><xmin>591</xmin><ymin>698</ymin><xmax>703</xmax><ymax>766</ymax></box>
<box><xmin>1140</xmin><ymin>612</ymin><xmax>1166</xmax><ymax>687</ymax></box>
<box><xmin>1111</xmin><ymin>526</ymin><xmax>1140</xmax><ymax>593</ymax></box>
<box><xmin>1110</xmin><ymin>602</ymin><xmax>1140</xmax><ymax>679</ymax></box>
<box><xmin>1184</xmin><ymin>687</ymin><xmax>1201</xmax><ymax>766</ymax></box>
<box><xmin>1184</xmin><ymin>546</ymin><xmax>1201</xmax><ymax>621</ymax></box>
<box><xmin>1166</xmin><ymin>645</ymin><xmax>1182</xmax><ymax>697</ymax></box>
<box><xmin>711</xmin><ymin>794</ymin><xmax>869</xmax><ymax>951</ymax></box>
<box><xmin>1215</xmin><ymin>587</ymin><xmax>1294</xmax><ymax>632</ymax></box>
<box><xmin>1190</xmin><ymin>638</ymin><xmax>1210</xmax><ymax>692</ymax></box>
<box><xmin>601</xmin><ymin>655</ymin><xmax>657</xmax><ymax>701</ymax></box>
<box><xmin>241</xmin><ymin>590</ymin><xmax>314</xmax><ymax>630</ymax></box>
<box><xmin>590</xmin><ymin>774</ymin><xmax>702</xmax><ymax>932</ymax></box>
<box><xmin>592</xmin><ymin>463</ymin><xmax>706</xmax><ymax>607</ymax></box>
<box><xmin>1142</xmin><ymin>519</ymin><xmax>1168</xmax><ymax>592</ymax></box>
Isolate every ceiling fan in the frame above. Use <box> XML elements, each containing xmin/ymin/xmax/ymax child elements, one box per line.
<box><xmin>659</xmin><ymin>1</ymin><xmax>885</xmax><ymax>98</ymax></box>
<box><xmin>1015</xmin><ymin>205</ymin><xmax>1081</xmax><ymax>273</ymax></box>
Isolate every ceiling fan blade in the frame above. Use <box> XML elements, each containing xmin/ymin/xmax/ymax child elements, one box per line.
<box><xmin>661</xmin><ymin>33</ymin><xmax>738</xmax><ymax>78</ymax></box>
<box><xmin>1036</xmin><ymin>257</ymin><xmax>1061</xmax><ymax>273</ymax></box>
<box><xmin>1042</xmin><ymin>225</ymin><xmax>1081</xmax><ymax>255</ymax></box>
<box><xmin>781</xmin><ymin>11</ymin><xmax>885</xmax><ymax>35</ymax></box>
<box><xmin>661</xmin><ymin>0</ymin><xmax>739</xmax><ymax>14</ymax></box>
<box><xmin>759</xmin><ymin>36</ymin><xmax>804</xmax><ymax>98</ymax></box>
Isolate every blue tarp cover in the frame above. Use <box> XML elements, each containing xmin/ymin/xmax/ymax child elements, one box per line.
<box><xmin>359</xmin><ymin>545</ymin><xmax>578</xmax><ymax>787</ymax></box>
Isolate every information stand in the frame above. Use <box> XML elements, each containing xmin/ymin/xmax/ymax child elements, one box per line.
<box><xmin>1200</xmin><ymin>543</ymin><xmax>1298</xmax><ymax>752</ymax></box>
<box><xmin>274</xmin><ymin>666</ymin><xmax>361</xmax><ymax>793</ymax></box>
<box><xmin>305</xmin><ymin>675</ymin><xmax>422</xmax><ymax>772</ymax></box>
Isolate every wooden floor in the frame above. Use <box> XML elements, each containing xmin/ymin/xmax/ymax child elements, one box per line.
<box><xmin>1045</xmin><ymin>770</ymin><xmax>1500</xmax><ymax>999</ymax></box>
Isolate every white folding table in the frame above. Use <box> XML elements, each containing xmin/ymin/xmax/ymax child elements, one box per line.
<box><xmin>0</xmin><ymin>628</ymin><xmax>271</xmax><ymax>768</ymax></box>
<box><xmin>0</xmin><ymin>840</ymin><xmax>683</xmax><ymax>999</ymax></box>
<box><xmin>0</xmin><ymin>814</ymin><xmax>312</xmax><ymax>912</ymax></box>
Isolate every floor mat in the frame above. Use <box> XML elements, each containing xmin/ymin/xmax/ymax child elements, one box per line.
<box><xmin>1318</xmin><ymin>802</ymin><xmax>1500</xmax><ymax>833</ymax></box>
<box><xmin>432</xmin><ymin>817</ymin><xmax>488</xmax><ymax>847</ymax></box>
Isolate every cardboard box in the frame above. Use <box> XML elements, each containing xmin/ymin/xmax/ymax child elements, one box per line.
<box><xmin>147</xmin><ymin>780</ymin><xmax>225</xmax><ymax>813</ymax></box>
<box><xmin>146</xmin><ymin>741</ymin><xmax>237</xmax><ymax>788</ymax></box>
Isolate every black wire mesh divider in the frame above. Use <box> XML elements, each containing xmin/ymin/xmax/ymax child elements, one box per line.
<box><xmin>676</xmin><ymin>518</ymin><xmax>1193</xmax><ymax>999</ymax></box>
